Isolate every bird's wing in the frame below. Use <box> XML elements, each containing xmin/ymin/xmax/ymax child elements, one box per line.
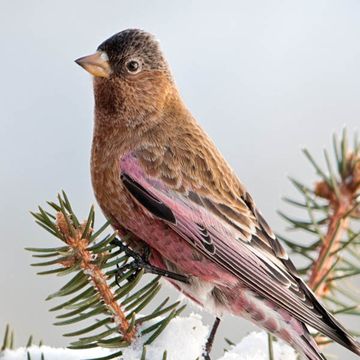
<box><xmin>120</xmin><ymin>151</ymin><xmax>354</xmax><ymax>349</ymax></box>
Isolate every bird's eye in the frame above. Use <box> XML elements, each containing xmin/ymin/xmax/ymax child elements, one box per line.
<box><xmin>126</xmin><ymin>60</ymin><xmax>141</xmax><ymax>74</ymax></box>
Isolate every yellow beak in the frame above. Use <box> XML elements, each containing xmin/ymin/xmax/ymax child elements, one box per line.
<box><xmin>75</xmin><ymin>51</ymin><xmax>111</xmax><ymax>78</ymax></box>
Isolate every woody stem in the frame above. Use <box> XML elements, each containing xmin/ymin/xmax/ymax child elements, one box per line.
<box><xmin>308</xmin><ymin>188</ymin><xmax>352</xmax><ymax>297</ymax></box>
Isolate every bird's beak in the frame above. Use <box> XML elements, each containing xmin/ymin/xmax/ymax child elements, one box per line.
<box><xmin>75</xmin><ymin>51</ymin><xmax>111</xmax><ymax>78</ymax></box>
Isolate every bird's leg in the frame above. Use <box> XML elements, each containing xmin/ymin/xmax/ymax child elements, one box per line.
<box><xmin>203</xmin><ymin>317</ymin><xmax>221</xmax><ymax>360</ymax></box>
<box><xmin>111</xmin><ymin>238</ymin><xmax>190</xmax><ymax>284</ymax></box>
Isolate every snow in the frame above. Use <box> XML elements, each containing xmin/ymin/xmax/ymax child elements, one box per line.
<box><xmin>218</xmin><ymin>332</ymin><xmax>296</xmax><ymax>360</ymax></box>
<box><xmin>121</xmin><ymin>313</ymin><xmax>208</xmax><ymax>360</ymax></box>
<box><xmin>0</xmin><ymin>347</ymin><xmax>111</xmax><ymax>360</ymax></box>
<box><xmin>0</xmin><ymin>314</ymin><xmax>296</xmax><ymax>360</ymax></box>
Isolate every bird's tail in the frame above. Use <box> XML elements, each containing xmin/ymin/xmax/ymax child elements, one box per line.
<box><xmin>292</xmin><ymin>324</ymin><xmax>326</xmax><ymax>360</ymax></box>
<box><xmin>299</xmin><ymin>280</ymin><xmax>360</xmax><ymax>357</ymax></box>
<box><xmin>231</xmin><ymin>289</ymin><xmax>327</xmax><ymax>359</ymax></box>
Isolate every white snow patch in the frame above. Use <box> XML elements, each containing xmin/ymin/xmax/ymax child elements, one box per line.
<box><xmin>0</xmin><ymin>346</ymin><xmax>112</xmax><ymax>360</ymax></box>
<box><xmin>0</xmin><ymin>313</ymin><xmax>208</xmax><ymax>360</ymax></box>
<box><xmin>122</xmin><ymin>313</ymin><xmax>208</xmax><ymax>360</ymax></box>
<box><xmin>0</xmin><ymin>316</ymin><xmax>296</xmax><ymax>360</ymax></box>
<box><xmin>219</xmin><ymin>331</ymin><xmax>296</xmax><ymax>360</ymax></box>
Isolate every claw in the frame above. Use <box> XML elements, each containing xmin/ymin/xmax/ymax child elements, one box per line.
<box><xmin>111</xmin><ymin>237</ymin><xmax>190</xmax><ymax>284</ymax></box>
<box><xmin>115</xmin><ymin>261</ymin><xmax>141</xmax><ymax>285</ymax></box>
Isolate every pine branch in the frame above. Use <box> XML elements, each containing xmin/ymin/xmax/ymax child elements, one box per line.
<box><xmin>279</xmin><ymin>129</ymin><xmax>360</xmax><ymax>346</ymax></box>
<box><xmin>26</xmin><ymin>192</ymin><xmax>185</xmax><ymax>359</ymax></box>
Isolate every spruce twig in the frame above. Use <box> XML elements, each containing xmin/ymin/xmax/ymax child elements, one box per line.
<box><xmin>280</xmin><ymin>129</ymin><xmax>360</xmax><ymax>348</ymax></box>
<box><xmin>26</xmin><ymin>193</ymin><xmax>185</xmax><ymax>359</ymax></box>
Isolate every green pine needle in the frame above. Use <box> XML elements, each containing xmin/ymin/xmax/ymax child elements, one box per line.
<box><xmin>27</xmin><ymin>192</ymin><xmax>186</xmax><ymax>359</ymax></box>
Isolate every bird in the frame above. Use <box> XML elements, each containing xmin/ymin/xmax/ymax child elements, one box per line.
<box><xmin>75</xmin><ymin>29</ymin><xmax>360</xmax><ymax>360</ymax></box>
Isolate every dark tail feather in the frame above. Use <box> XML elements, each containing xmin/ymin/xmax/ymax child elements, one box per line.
<box><xmin>301</xmin><ymin>282</ymin><xmax>360</xmax><ymax>356</ymax></box>
<box><xmin>295</xmin><ymin>325</ymin><xmax>327</xmax><ymax>360</ymax></box>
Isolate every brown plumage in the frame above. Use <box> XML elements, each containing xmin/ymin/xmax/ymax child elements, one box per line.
<box><xmin>76</xmin><ymin>29</ymin><xmax>360</xmax><ymax>360</ymax></box>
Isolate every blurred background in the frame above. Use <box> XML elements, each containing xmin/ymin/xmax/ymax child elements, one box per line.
<box><xmin>1</xmin><ymin>0</ymin><xmax>360</xmax><ymax>358</ymax></box>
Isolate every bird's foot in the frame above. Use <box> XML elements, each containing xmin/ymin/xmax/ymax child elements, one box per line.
<box><xmin>202</xmin><ymin>352</ymin><xmax>211</xmax><ymax>360</ymax></box>
<box><xmin>111</xmin><ymin>237</ymin><xmax>190</xmax><ymax>284</ymax></box>
<box><xmin>202</xmin><ymin>317</ymin><xmax>221</xmax><ymax>360</ymax></box>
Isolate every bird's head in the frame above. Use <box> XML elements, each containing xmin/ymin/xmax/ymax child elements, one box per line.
<box><xmin>76</xmin><ymin>29</ymin><xmax>177</xmax><ymax>137</ymax></box>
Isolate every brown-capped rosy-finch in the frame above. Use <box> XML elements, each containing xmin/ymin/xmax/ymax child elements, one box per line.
<box><xmin>75</xmin><ymin>29</ymin><xmax>360</xmax><ymax>360</ymax></box>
